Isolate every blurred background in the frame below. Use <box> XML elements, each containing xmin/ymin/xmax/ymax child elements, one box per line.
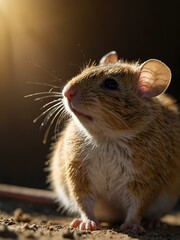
<box><xmin>0</xmin><ymin>0</ymin><xmax>180</xmax><ymax>189</ymax></box>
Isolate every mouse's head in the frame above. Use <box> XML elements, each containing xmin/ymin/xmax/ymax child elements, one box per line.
<box><xmin>63</xmin><ymin>51</ymin><xmax>171</xmax><ymax>140</ymax></box>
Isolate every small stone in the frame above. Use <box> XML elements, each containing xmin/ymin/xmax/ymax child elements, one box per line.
<box><xmin>4</xmin><ymin>218</ymin><xmax>15</xmax><ymax>226</ymax></box>
<box><xmin>22</xmin><ymin>223</ymin><xmax>29</xmax><ymax>229</ymax></box>
<box><xmin>13</xmin><ymin>208</ymin><xmax>31</xmax><ymax>222</ymax></box>
<box><xmin>24</xmin><ymin>231</ymin><xmax>37</xmax><ymax>239</ymax></box>
<box><xmin>0</xmin><ymin>225</ymin><xmax>17</xmax><ymax>239</ymax></box>
<box><xmin>13</xmin><ymin>208</ymin><xmax>23</xmax><ymax>219</ymax></box>
<box><xmin>62</xmin><ymin>229</ymin><xmax>74</xmax><ymax>239</ymax></box>
<box><xmin>29</xmin><ymin>224</ymin><xmax>38</xmax><ymax>231</ymax></box>
<box><xmin>49</xmin><ymin>226</ymin><xmax>55</xmax><ymax>231</ymax></box>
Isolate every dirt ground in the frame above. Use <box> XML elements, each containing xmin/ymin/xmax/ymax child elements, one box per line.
<box><xmin>0</xmin><ymin>198</ymin><xmax>180</xmax><ymax>240</ymax></box>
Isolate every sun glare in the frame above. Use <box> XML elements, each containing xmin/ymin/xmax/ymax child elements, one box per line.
<box><xmin>0</xmin><ymin>0</ymin><xmax>9</xmax><ymax>10</ymax></box>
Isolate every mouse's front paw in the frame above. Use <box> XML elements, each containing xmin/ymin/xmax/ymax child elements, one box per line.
<box><xmin>70</xmin><ymin>218</ymin><xmax>98</xmax><ymax>231</ymax></box>
<box><xmin>120</xmin><ymin>223</ymin><xmax>145</xmax><ymax>234</ymax></box>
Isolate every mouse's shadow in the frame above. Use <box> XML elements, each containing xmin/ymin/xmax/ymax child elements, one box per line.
<box><xmin>101</xmin><ymin>202</ymin><xmax>180</xmax><ymax>239</ymax></box>
<box><xmin>101</xmin><ymin>219</ymin><xmax>180</xmax><ymax>239</ymax></box>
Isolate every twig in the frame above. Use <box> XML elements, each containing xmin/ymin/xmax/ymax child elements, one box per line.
<box><xmin>0</xmin><ymin>184</ymin><xmax>57</xmax><ymax>207</ymax></box>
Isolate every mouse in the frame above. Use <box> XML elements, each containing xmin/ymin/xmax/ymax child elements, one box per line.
<box><xmin>48</xmin><ymin>51</ymin><xmax>180</xmax><ymax>233</ymax></box>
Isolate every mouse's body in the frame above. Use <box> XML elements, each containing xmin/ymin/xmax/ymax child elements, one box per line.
<box><xmin>48</xmin><ymin>52</ymin><xmax>180</xmax><ymax>233</ymax></box>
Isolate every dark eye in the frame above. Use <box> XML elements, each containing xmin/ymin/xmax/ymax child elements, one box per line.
<box><xmin>102</xmin><ymin>78</ymin><xmax>119</xmax><ymax>90</ymax></box>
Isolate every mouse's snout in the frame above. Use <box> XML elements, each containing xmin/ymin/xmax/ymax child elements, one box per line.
<box><xmin>63</xmin><ymin>85</ymin><xmax>77</xmax><ymax>102</ymax></box>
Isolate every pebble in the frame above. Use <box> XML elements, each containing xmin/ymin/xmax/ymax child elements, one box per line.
<box><xmin>13</xmin><ymin>208</ymin><xmax>31</xmax><ymax>223</ymax></box>
<box><xmin>13</xmin><ymin>208</ymin><xmax>23</xmax><ymax>218</ymax></box>
<box><xmin>0</xmin><ymin>225</ymin><xmax>17</xmax><ymax>239</ymax></box>
<box><xmin>62</xmin><ymin>229</ymin><xmax>75</xmax><ymax>239</ymax></box>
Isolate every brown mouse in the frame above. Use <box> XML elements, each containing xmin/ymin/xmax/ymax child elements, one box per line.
<box><xmin>48</xmin><ymin>51</ymin><xmax>180</xmax><ymax>233</ymax></box>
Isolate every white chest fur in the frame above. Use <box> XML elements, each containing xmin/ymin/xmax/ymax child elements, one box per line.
<box><xmin>80</xmin><ymin>140</ymin><xmax>134</xmax><ymax>222</ymax></box>
<box><xmin>82</xmin><ymin>140</ymin><xmax>133</xmax><ymax>199</ymax></box>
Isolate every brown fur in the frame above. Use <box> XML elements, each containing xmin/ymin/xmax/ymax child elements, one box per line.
<box><xmin>48</xmin><ymin>52</ymin><xmax>180</xmax><ymax>232</ymax></box>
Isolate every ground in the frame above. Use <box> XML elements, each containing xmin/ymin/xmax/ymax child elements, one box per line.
<box><xmin>0</xmin><ymin>199</ymin><xmax>180</xmax><ymax>240</ymax></box>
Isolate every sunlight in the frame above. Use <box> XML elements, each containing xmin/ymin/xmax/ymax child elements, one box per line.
<box><xmin>0</xmin><ymin>0</ymin><xmax>13</xmax><ymax>85</ymax></box>
<box><xmin>0</xmin><ymin>0</ymin><xmax>65</xmax><ymax>87</ymax></box>
<box><xmin>0</xmin><ymin>0</ymin><xmax>9</xmax><ymax>11</ymax></box>
<box><xmin>0</xmin><ymin>0</ymin><xmax>30</xmax><ymax>85</ymax></box>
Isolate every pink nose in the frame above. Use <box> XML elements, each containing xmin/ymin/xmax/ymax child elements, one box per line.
<box><xmin>63</xmin><ymin>86</ymin><xmax>77</xmax><ymax>101</ymax></box>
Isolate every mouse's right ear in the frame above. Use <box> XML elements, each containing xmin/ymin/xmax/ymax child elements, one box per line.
<box><xmin>99</xmin><ymin>51</ymin><xmax>118</xmax><ymax>65</ymax></box>
<box><xmin>137</xmin><ymin>59</ymin><xmax>171</xmax><ymax>98</ymax></box>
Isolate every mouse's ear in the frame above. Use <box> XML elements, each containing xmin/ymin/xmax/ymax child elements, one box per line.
<box><xmin>137</xmin><ymin>59</ymin><xmax>171</xmax><ymax>98</ymax></box>
<box><xmin>99</xmin><ymin>51</ymin><xmax>118</xmax><ymax>65</ymax></box>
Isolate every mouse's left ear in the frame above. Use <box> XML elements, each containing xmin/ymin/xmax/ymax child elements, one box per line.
<box><xmin>137</xmin><ymin>59</ymin><xmax>171</xmax><ymax>98</ymax></box>
<box><xmin>99</xmin><ymin>51</ymin><xmax>118</xmax><ymax>65</ymax></box>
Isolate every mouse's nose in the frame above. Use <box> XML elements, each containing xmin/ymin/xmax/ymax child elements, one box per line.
<box><xmin>63</xmin><ymin>85</ymin><xmax>77</xmax><ymax>101</ymax></box>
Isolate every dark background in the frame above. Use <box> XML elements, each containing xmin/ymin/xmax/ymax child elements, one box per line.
<box><xmin>0</xmin><ymin>0</ymin><xmax>180</xmax><ymax>189</ymax></box>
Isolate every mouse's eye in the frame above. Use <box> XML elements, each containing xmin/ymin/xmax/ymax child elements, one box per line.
<box><xmin>102</xmin><ymin>78</ymin><xmax>118</xmax><ymax>90</ymax></box>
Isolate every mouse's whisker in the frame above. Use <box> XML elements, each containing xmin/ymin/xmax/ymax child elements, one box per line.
<box><xmin>99</xmin><ymin>105</ymin><xmax>130</xmax><ymax>130</ymax></box>
<box><xmin>34</xmin><ymin>95</ymin><xmax>62</xmax><ymax>101</ymax></box>
<box><xmin>26</xmin><ymin>81</ymin><xmax>61</xmax><ymax>89</ymax></box>
<box><xmin>40</xmin><ymin>105</ymin><xmax>64</xmax><ymax>130</ymax></box>
<box><xmin>54</xmin><ymin>108</ymin><xmax>69</xmax><ymax>138</ymax></box>
<box><xmin>43</xmin><ymin>107</ymin><xmax>64</xmax><ymax>144</ymax></box>
<box><xmin>25</xmin><ymin>91</ymin><xmax>62</xmax><ymax>98</ymax></box>
<box><xmin>49</xmin><ymin>87</ymin><xmax>61</xmax><ymax>93</ymax></box>
<box><xmin>33</xmin><ymin>102</ymin><xmax>61</xmax><ymax>123</ymax></box>
<box><xmin>40</xmin><ymin>99</ymin><xmax>63</xmax><ymax>110</ymax></box>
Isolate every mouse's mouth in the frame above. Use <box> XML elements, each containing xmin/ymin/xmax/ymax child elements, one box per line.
<box><xmin>71</xmin><ymin>106</ymin><xmax>93</xmax><ymax>121</ymax></box>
